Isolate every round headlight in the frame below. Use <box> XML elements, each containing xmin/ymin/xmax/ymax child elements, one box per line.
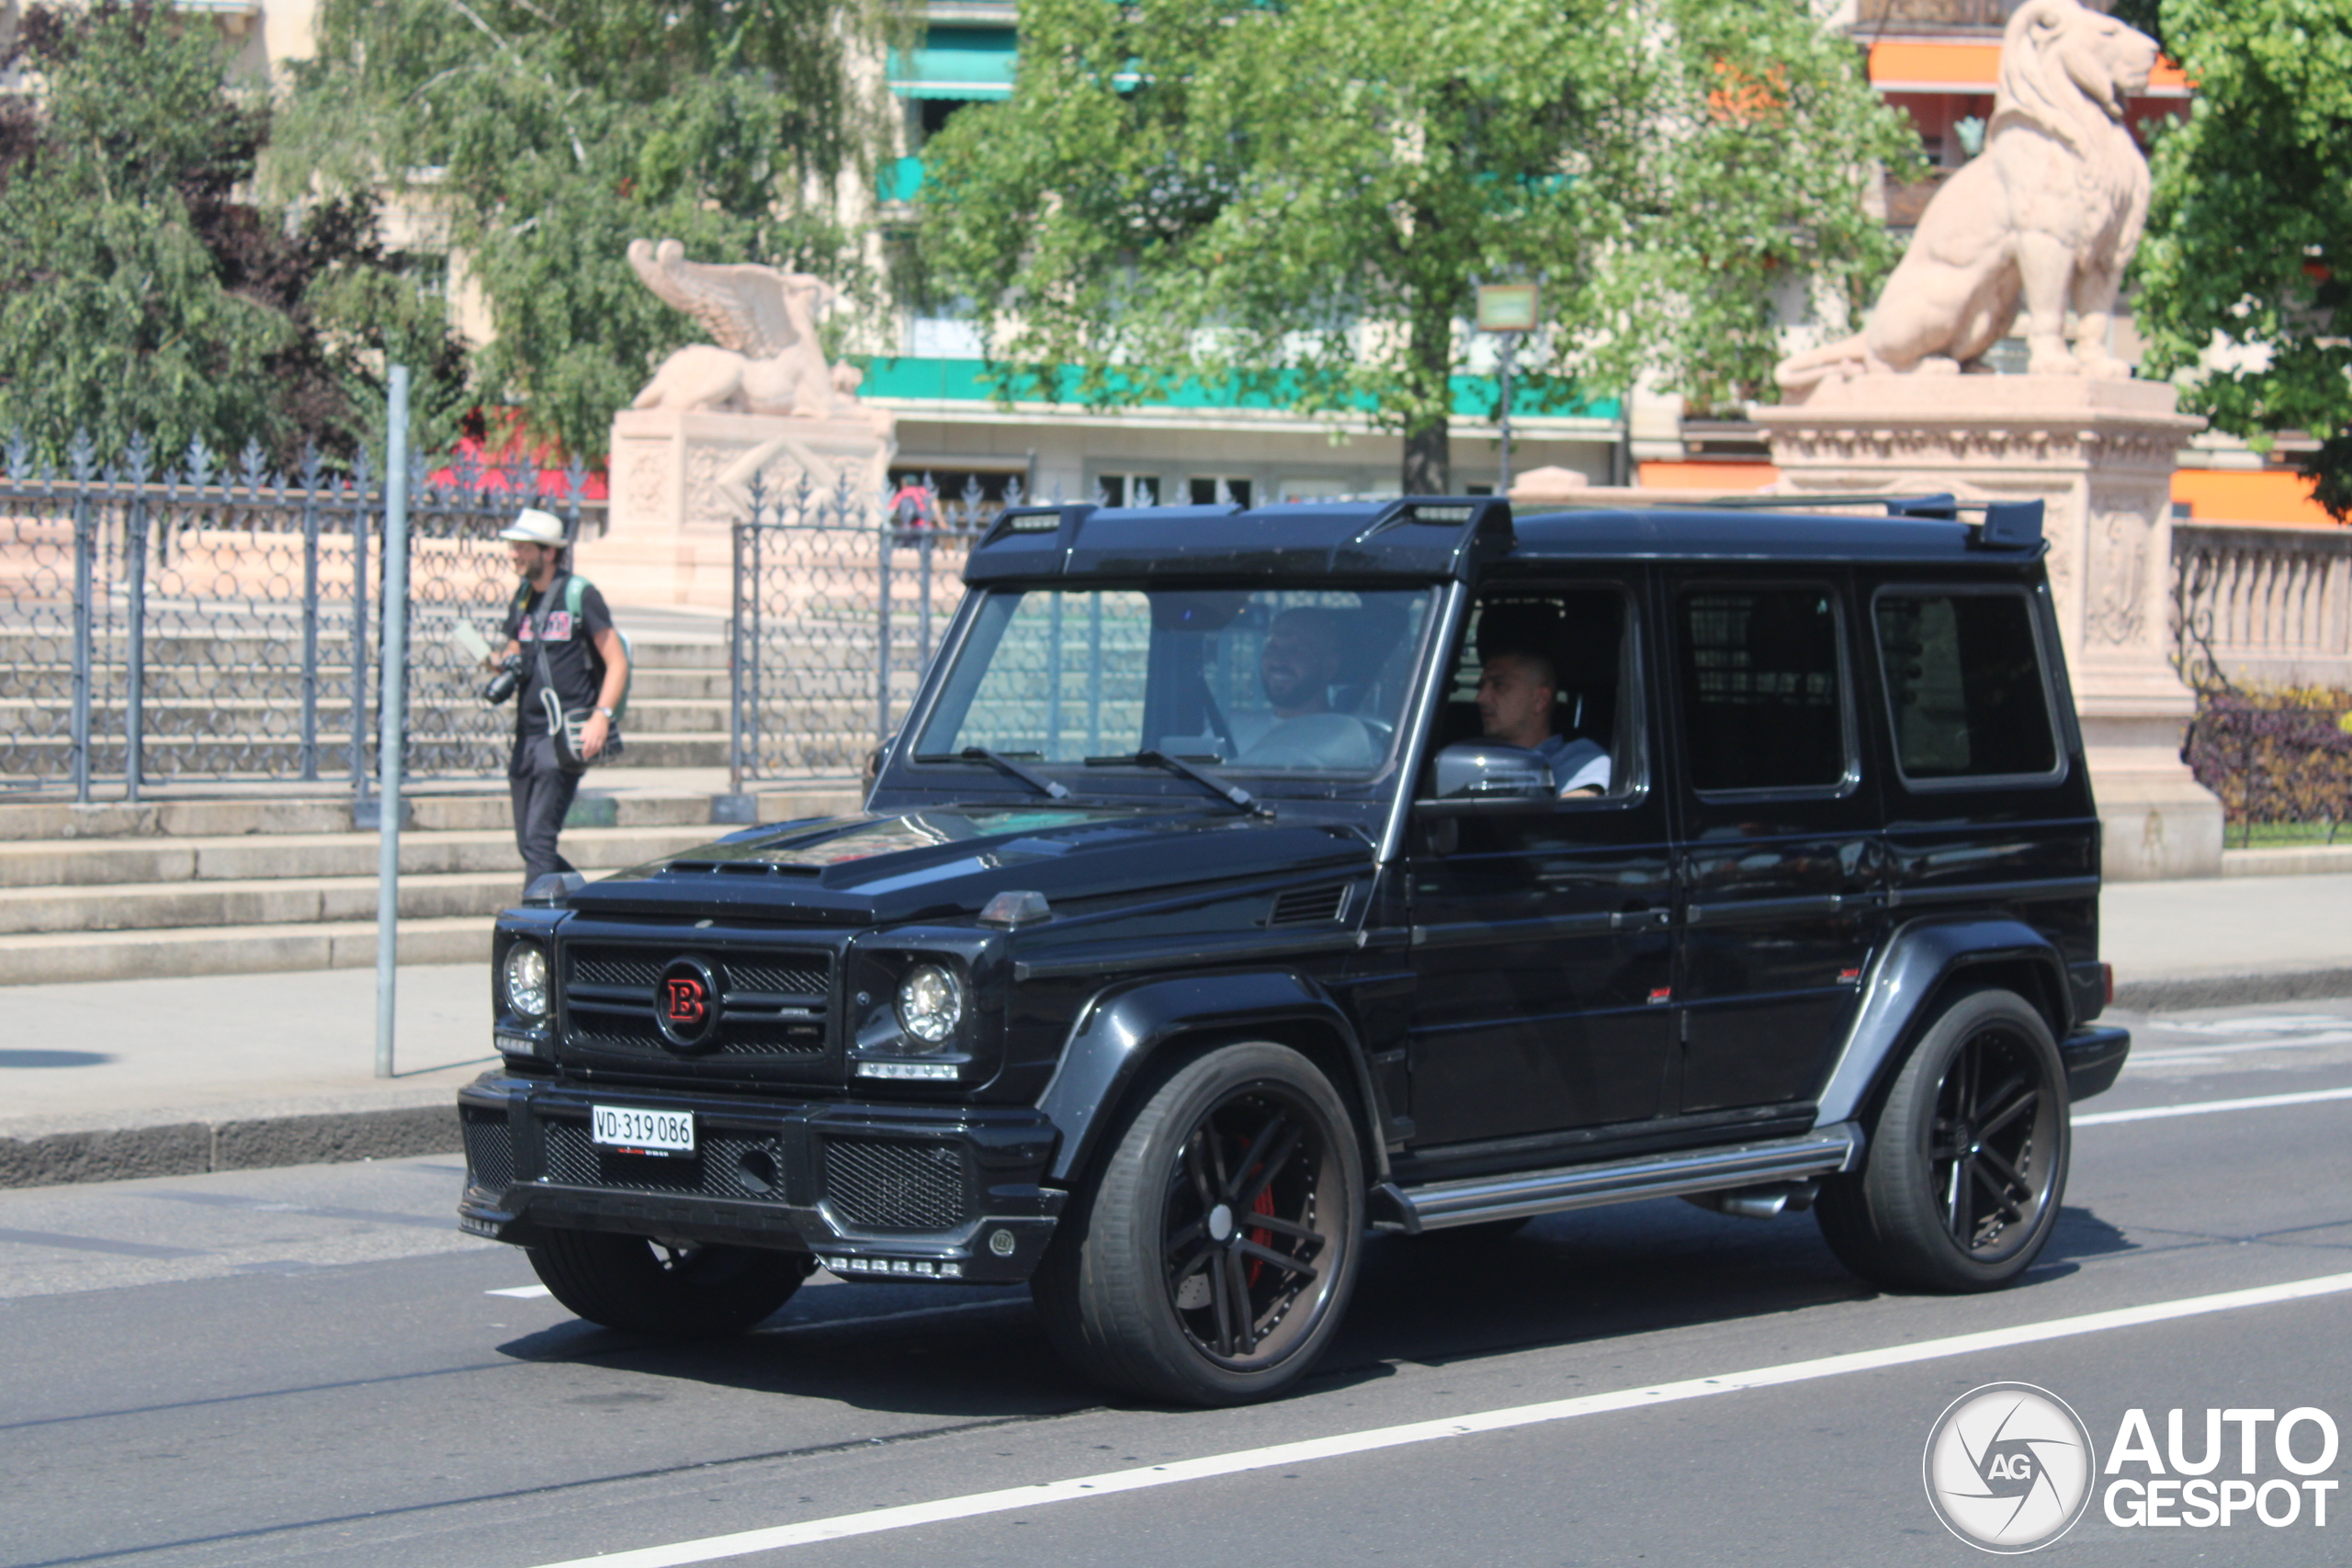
<box><xmin>895</xmin><ymin>963</ymin><xmax>965</xmax><ymax>1047</ymax></box>
<box><xmin>504</xmin><ymin>942</ymin><xmax>549</xmax><ymax>1020</ymax></box>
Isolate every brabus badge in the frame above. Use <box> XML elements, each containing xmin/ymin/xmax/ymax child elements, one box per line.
<box><xmin>655</xmin><ymin>957</ymin><xmax>721</xmax><ymax>1050</ymax></box>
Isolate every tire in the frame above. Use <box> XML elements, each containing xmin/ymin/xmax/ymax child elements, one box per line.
<box><xmin>527</xmin><ymin>1229</ymin><xmax>808</xmax><ymax>1337</ymax></box>
<box><xmin>1816</xmin><ymin>988</ymin><xmax>2071</xmax><ymax>1292</ymax></box>
<box><xmin>1034</xmin><ymin>1041</ymin><xmax>1363</xmax><ymax>1405</ymax></box>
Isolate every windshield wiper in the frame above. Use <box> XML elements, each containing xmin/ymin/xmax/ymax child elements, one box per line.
<box><xmin>913</xmin><ymin>747</ymin><xmax>1072</xmax><ymax>801</ymax></box>
<box><xmin>1088</xmin><ymin>750</ymin><xmax>1270</xmax><ymax>817</ymax></box>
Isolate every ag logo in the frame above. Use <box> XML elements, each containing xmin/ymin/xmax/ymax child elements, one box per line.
<box><xmin>1924</xmin><ymin>1382</ymin><xmax>2097</xmax><ymax>1552</ymax></box>
<box><xmin>654</xmin><ymin>957</ymin><xmax>720</xmax><ymax>1050</ymax></box>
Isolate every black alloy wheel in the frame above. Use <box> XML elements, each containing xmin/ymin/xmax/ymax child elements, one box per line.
<box><xmin>1817</xmin><ymin>987</ymin><xmax>2071</xmax><ymax>1292</ymax></box>
<box><xmin>1035</xmin><ymin>1042</ymin><xmax>1363</xmax><ymax>1405</ymax></box>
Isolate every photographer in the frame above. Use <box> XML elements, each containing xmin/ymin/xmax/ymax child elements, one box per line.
<box><xmin>484</xmin><ymin>510</ymin><xmax>628</xmax><ymax>893</ymax></box>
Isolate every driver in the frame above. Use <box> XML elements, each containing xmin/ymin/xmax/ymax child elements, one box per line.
<box><xmin>1237</xmin><ymin>607</ymin><xmax>1375</xmax><ymax>768</ymax></box>
<box><xmin>1476</xmin><ymin>647</ymin><xmax>1611</xmax><ymax>796</ymax></box>
<box><xmin>1258</xmin><ymin>607</ymin><xmax>1342</xmax><ymax>718</ymax></box>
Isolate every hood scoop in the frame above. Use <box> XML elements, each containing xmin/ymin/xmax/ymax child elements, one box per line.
<box><xmin>1268</xmin><ymin>883</ymin><xmax>1351</xmax><ymax>926</ymax></box>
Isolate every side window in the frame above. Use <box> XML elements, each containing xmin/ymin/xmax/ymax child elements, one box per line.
<box><xmin>1677</xmin><ymin>584</ymin><xmax>1849</xmax><ymax>794</ymax></box>
<box><xmin>1874</xmin><ymin>589</ymin><xmax>2059</xmax><ymax>783</ymax></box>
<box><xmin>1440</xmin><ymin>587</ymin><xmax>1638</xmax><ymax>800</ymax></box>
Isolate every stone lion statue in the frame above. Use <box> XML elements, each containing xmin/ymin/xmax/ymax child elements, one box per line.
<box><xmin>628</xmin><ymin>238</ymin><xmax>867</xmax><ymax>418</ymax></box>
<box><xmin>1774</xmin><ymin>0</ymin><xmax>2159</xmax><ymax>396</ymax></box>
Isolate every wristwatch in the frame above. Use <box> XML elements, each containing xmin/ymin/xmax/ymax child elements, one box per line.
<box><xmin>594</xmin><ymin>705</ymin><xmax>615</xmax><ymax>718</ymax></box>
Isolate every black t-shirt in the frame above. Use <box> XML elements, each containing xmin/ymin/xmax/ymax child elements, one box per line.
<box><xmin>502</xmin><ymin>576</ymin><xmax>614</xmax><ymax>740</ymax></box>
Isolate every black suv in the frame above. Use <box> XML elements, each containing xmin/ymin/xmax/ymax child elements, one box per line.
<box><xmin>459</xmin><ymin>495</ymin><xmax>2129</xmax><ymax>1404</ymax></box>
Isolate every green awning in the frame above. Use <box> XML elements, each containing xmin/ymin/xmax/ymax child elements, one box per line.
<box><xmin>888</xmin><ymin>28</ymin><xmax>1017</xmax><ymax>100</ymax></box>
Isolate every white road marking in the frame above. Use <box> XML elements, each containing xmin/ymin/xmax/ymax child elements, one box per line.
<box><xmin>2076</xmin><ymin>1086</ymin><xmax>2352</xmax><ymax>1126</ymax></box>
<box><xmin>486</xmin><ymin>1285</ymin><xmax>554</xmax><ymax>1299</ymax></box>
<box><xmin>2132</xmin><ymin>1035</ymin><xmax>2352</xmax><ymax>1061</ymax></box>
<box><xmin>523</xmin><ymin>1270</ymin><xmax>2352</xmax><ymax>1568</ymax></box>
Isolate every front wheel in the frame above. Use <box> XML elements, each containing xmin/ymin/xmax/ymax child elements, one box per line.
<box><xmin>1035</xmin><ymin>1042</ymin><xmax>1363</xmax><ymax>1405</ymax></box>
<box><xmin>528</xmin><ymin>1230</ymin><xmax>807</xmax><ymax>1337</ymax></box>
<box><xmin>1816</xmin><ymin>988</ymin><xmax>2070</xmax><ymax>1292</ymax></box>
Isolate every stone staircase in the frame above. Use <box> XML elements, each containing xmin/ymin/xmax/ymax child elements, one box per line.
<box><xmin>0</xmin><ymin>609</ymin><xmax>866</xmax><ymax>985</ymax></box>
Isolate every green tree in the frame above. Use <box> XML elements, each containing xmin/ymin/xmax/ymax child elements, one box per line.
<box><xmin>2134</xmin><ymin>0</ymin><xmax>2352</xmax><ymax>518</ymax></box>
<box><xmin>918</xmin><ymin>0</ymin><xmax>1917</xmax><ymax>491</ymax></box>
<box><xmin>275</xmin><ymin>0</ymin><xmax>907</xmax><ymax>464</ymax></box>
<box><xmin>0</xmin><ymin>4</ymin><xmax>460</xmax><ymax>468</ymax></box>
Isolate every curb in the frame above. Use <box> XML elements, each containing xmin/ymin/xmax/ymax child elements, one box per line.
<box><xmin>2112</xmin><ymin>966</ymin><xmax>2352</xmax><ymax>1014</ymax></box>
<box><xmin>0</xmin><ymin>1104</ymin><xmax>459</xmax><ymax>1190</ymax></box>
<box><xmin>8</xmin><ymin>969</ymin><xmax>2350</xmax><ymax>1191</ymax></box>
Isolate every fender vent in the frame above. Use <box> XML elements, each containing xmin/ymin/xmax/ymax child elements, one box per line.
<box><xmin>1268</xmin><ymin>883</ymin><xmax>1350</xmax><ymax>926</ymax></box>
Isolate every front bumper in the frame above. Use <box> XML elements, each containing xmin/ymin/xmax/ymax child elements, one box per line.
<box><xmin>457</xmin><ymin>1073</ymin><xmax>1066</xmax><ymax>1284</ymax></box>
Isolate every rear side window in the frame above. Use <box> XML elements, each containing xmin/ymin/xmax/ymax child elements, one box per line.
<box><xmin>1873</xmin><ymin>589</ymin><xmax>2059</xmax><ymax>783</ymax></box>
<box><xmin>1677</xmin><ymin>585</ymin><xmax>1849</xmax><ymax>793</ymax></box>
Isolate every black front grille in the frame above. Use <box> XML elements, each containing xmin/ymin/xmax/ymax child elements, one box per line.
<box><xmin>541</xmin><ymin>1121</ymin><xmax>785</xmax><ymax>1200</ymax></box>
<box><xmin>726</xmin><ymin>961</ymin><xmax>827</xmax><ymax>997</ymax></box>
<box><xmin>461</xmin><ymin>1105</ymin><xmax>514</xmax><ymax>1191</ymax></box>
<box><xmin>559</xmin><ymin>941</ymin><xmax>836</xmax><ymax>1076</ymax></box>
<box><xmin>823</xmin><ymin>1138</ymin><xmax>967</xmax><ymax>1232</ymax></box>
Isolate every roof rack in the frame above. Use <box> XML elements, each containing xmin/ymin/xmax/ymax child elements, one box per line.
<box><xmin>1537</xmin><ymin>490</ymin><xmax>2044</xmax><ymax>549</ymax></box>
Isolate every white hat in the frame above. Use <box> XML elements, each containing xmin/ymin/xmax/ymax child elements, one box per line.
<box><xmin>498</xmin><ymin>508</ymin><xmax>567</xmax><ymax>545</ymax></box>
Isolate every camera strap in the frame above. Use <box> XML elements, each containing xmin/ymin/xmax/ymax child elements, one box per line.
<box><xmin>526</xmin><ymin>573</ymin><xmax>611</xmax><ymax>772</ymax></box>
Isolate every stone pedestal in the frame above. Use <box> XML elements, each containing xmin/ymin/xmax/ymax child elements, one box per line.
<box><xmin>594</xmin><ymin>407</ymin><xmax>898</xmax><ymax>610</ymax></box>
<box><xmin>1751</xmin><ymin>375</ymin><xmax>2223</xmax><ymax>880</ymax></box>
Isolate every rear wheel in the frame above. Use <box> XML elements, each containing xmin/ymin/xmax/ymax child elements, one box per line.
<box><xmin>528</xmin><ymin>1230</ymin><xmax>807</xmax><ymax>1337</ymax></box>
<box><xmin>1035</xmin><ymin>1042</ymin><xmax>1363</xmax><ymax>1405</ymax></box>
<box><xmin>1816</xmin><ymin>988</ymin><xmax>2070</xmax><ymax>1292</ymax></box>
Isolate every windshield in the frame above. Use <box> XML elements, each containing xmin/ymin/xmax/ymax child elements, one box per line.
<box><xmin>913</xmin><ymin>585</ymin><xmax>1438</xmax><ymax>779</ymax></box>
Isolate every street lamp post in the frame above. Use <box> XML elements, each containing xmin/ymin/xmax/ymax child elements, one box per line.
<box><xmin>1476</xmin><ymin>282</ymin><xmax>1539</xmax><ymax>494</ymax></box>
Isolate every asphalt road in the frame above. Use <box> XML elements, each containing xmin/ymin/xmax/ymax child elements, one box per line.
<box><xmin>4</xmin><ymin>1002</ymin><xmax>2348</xmax><ymax>1568</ymax></box>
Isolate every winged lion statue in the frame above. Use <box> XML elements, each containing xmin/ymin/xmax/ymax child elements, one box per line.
<box><xmin>627</xmin><ymin>238</ymin><xmax>867</xmax><ymax>419</ymax></box>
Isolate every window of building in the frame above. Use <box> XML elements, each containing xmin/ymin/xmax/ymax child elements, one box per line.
<box><xmin>1189</xmin><ymin>476</ymin><xmax>1254</xmax><ymax>506</ymax></box>
<box><xmin>1874</xmin><ymin>589</ymin><xmax>2058</xmax><ymax>783</ymax></box>
<box><xmin>1677</xmin><ymin>585</ymin><xmax>1850</xmax><ymax>793</ymax></box>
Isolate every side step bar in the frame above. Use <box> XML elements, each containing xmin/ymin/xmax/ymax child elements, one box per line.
<box><xmin>1377</xmin><ymin>1123</ymin><xmax>1864</xmax><ymax>1234</ymax></box>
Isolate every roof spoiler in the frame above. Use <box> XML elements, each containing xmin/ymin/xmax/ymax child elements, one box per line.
<box><xmin>1885</xmin><ymin>493</ymin><xmax>2045</xmax><ymax>550</ymax></box>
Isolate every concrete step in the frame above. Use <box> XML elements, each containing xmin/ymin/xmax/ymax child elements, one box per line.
<box><xmin>0</xmin><ymin>730</ymin><xmax>738</xmax><ymax>773</ymax></box>
<box><xmin>0</xmin><ymin>620</ymin><xmax>732</xmax><ymax>662</ymax></box>
<box><xmin>0</xmin><ymin>783</ymin><xmax>863</xmax><ymax>841</ymax></box>
<box><xmin>0</xmin><ymin>823</ymin><xmax>729</xmax><ymax>889</ymax></box>
<box><xmin>0</xmin><ymin>698</ymin><xmax>740</xmax><ymax>738</ymax></box>
<box><xmin>0</xmin><ymin>867</ymin><xmax>554</xmax><ymax>934</ymax></box>
<box><xmin>0</xmin><ymin>915</ymin><xmax>494</xmax><ymax>986</ymax></box>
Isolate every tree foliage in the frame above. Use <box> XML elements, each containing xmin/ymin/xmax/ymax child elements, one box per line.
<box><xmin>918</xmin><ymin>0</ymin><xmax>1917</xmax><ymax>491</ymax></box>
<box><xmin>2135</xmin><ymin>0</ymin><xmax>2352</xmax><ymax>519</ymax></box>
<box><xmin>275</xmin><ymin>0</ymin><xmax>906</xmax><ymax>464</ymax></box>
<box><xmin>0</xmin><ymin>3</ymin><xmax>460</xmax><ymax>468</ymax></box>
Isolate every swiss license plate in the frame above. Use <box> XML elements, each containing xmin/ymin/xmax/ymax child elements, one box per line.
<box><xmin>591</xmin><ymin>1104</ymin><xmax>695</xmax><ymax>1157</ymax></box>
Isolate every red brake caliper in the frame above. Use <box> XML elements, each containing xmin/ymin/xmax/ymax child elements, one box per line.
<box><xmin>1243</xmin><ymin>1179</ymin><xmax>1276</xmax><ymax>1288</ymax></box>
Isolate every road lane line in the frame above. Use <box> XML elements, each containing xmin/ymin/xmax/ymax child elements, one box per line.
<box><xmin>2076</xmin><ymin>1085</ymin><xmax>2352</xmax><ymax>1126</ymax></box>
<box><xmin>523</xmin><ymin>1269</ymin><xmax>2352</xmax><ymax>1568</ymax></box>
<box><xmin>487</xmin><ymin>1285</ymin><xmax>553</xmax><ymax>1299</ymax></box>
<box><xmin>0</xmin><ymin>1225</ymin><xmax>207</xmax><ymax>1259</ymax></box>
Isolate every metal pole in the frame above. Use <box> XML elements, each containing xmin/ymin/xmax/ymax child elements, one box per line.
<box><xmin>123</xmin><ymin>482</ymin><xmax>147</xmax><ymax>804</ymax></box>
<box><xmin>1498</xmin><ymin>332</ymin><xmax>1517</xmax><ymax>495</ymax></box>
<box><xmin>375</xmin><ymin>367</ymin><xmax>412</xmax><ymax>1080</ymax></box>
<box><xmin>350</xmin><ymin>467</ymin><xmax>371</xmax><ymax>798</ymax></box>
<box><xmin>876</xmin><ymin>516</ymin><xmax>893</xmax><ymax>744</ymax></box>
<box><xmin>70</xmin><ymin>484</ymin><xmax>92</xmax><ymax>805</ymax></box>
<box><xmin>300</xmin><ymin>469</ymin><xmax>321</xmax><ymax>782</ymax></box>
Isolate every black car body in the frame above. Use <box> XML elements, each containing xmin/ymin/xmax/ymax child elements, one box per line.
<box><xmin>459</xmin><ymin>495</ymin><xmax>2128</xmax><ymax>1404</ymax></box>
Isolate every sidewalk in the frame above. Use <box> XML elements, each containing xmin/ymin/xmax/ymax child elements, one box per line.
<box><xmin>4</xmin><ymin>872</ymin><xmax>2346</xmax><ymax>1188</ymax></box>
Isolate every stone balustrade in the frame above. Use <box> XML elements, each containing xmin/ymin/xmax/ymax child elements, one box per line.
<box><xmin>2173</xmin><ymin>521</ymin><xmax>2352</xmax><ymax>690</ymax></box>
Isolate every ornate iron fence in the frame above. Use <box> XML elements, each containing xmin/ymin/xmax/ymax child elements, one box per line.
<box><xmin>729</xmin><ymin>473</ymin><xmax>1007</xmax><ymax>784</ymax></box>
<box><xmin>0</xmin><ymin>432</ymin><xmax>598</xmax><ymax>800</ymax></box>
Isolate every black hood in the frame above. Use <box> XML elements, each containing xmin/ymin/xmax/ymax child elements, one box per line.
<box><xmin>567</xmin><ymin>806</ymin><xmax>1374</xmax><ymax>925</ymax></box>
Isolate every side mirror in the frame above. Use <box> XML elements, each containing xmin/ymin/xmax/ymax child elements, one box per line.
<box><xmin>1414</xmin><ymin>742</ymin><xmax>1556</xmax><ymax>817</ymax></box>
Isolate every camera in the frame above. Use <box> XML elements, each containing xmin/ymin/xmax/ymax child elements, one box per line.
<box><xmin>481</xmin><ymin>654</ymin><xmax>525</xmax><ymax>705</ymax></box>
